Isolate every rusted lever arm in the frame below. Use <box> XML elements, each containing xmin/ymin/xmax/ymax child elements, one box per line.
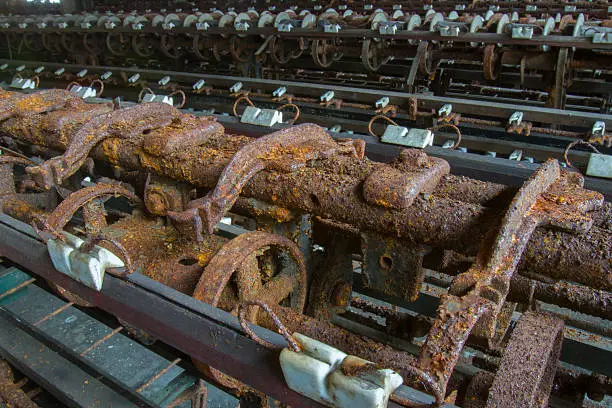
<box><xmin>417</xmin><ymin>160</ymin><xmax>603</xmax><ymax>402</ymax></box>
<box><xmin>169</xmin><ymin>123</ymin><xmax>362</xmax><ymax>241</ymax></box>
<box><xmin>26</xmin><ymin>102</ymin><xmax>180</xmax><ymax>190</ymax></box>
<box><xmin>33</xmin><ymin>182</ymin><xmax>141</xmax><ymax>240</ymax></box>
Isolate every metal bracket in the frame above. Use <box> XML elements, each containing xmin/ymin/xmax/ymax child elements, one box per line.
<box><xmin>240</xmin><ymin>106</ymin><xmax>283</xmax><ymax>127</ymax></box>
<box><xmin>280</xmin><ymin>333</ymin><xmax>403</xmax><ymax>408</ymax></box>
<box><xmin>273</xmin><ymin>87</ymin><xmax>287</xmax><ymax>98</ymax></box>
<box><xmin>379</xmin><ymin>21</ymin><xmax>404</xmax><ymax>35</ymax></box>
<box><xmin>235</xmin><ymin>21</ymin><xmax>250</xmax><ymax>31</ymax></box>
<box><xmin>324</xmin><ymin>24</ymin><xmax>341</xmax><ymax>33</ymax></box>
<box><xmin>381</xmin><ymin>127</ymin><xmax>434</xmax><ymax>149</ymax></box>
<box><xmin>47</xmin><ymin>232</ymin><xmax>124</xmax><ymax>291</ymax></box>
<box><xmin>9</xmin><ymin>77</ymin><xmax>36</xmax><ymax>90</ymax></box>
<box><xmin>196</xmin><ymin>21</ymin><xmax>210</xmax><ymax>31</ymax></box>
<box><xmin>68</xmin><ymin>85</ymin><xmax>98</xmax><ymax>99</ymax></box>
<box><xmin>230</xmin><ymin>82</ymin><xmax>243</xmax><ymax>93</ymax></box>
<box><xmin>439</xmin><ymin>22</ymin><xmax>462</xmax><ymax>37</ymax></box>
<box><xmin>591</xmin><ymin>121</ymin><xmax>605</xmax><ymax>137</ymax></box>
<box><xmin>375</xmin><ymin>97</ymin><xmax>389</xmax><ymax>109</ymax></box>
<box><xmin>593</xmin><ymin>32</ymin><xmax>612</xmax><ymax>44</ymax></box>
<box><xmin>320</xmin><ymin>91</ymin><xmax>335</xmax><ymax>103</ymax></box>
<box><xmin>193</xmin><ymin>79</ymin><xmax>206</xmax><ymax>91</ymax></box>
<box><xmin>509</xmin><ymin>149</ymin><xmax>523</xmax><ymax>161</ymax></box>
<box><xmin>511</xmin><ymin>24</ymin><xmax>534</xmax><ymax>39</ymax></box>
<box><xmin>142</xmin><ymin>93</ymin><xmax>174</xmax><ymax>106</ymax></box>
<box><xmin>509</xmin><ymin>111</ymin><xmax>523</xmax><ymax>126</ymax></box>
<box><xmin>438</xmin><ymin>104</ymin><xmax>452</xmax><ymax>117</ymax></box>
<box><xmin>586</xmin><ymin>153</ymin><xmax>612</xmax><ymax>179</ymax></box>
<box><xmin>278</xmin><ymin>22</ymin><xmax>294</xmax><ymax>32</ymax></box>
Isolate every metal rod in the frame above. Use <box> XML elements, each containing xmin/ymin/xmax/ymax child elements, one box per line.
<box><xmin>79</xmin><ymin>327</ymin><xmax>123</xmax><ymax>356</ymax></box>
<box><xmin>0</xmin><ymin>278</ymin><xmax>36</xmax><ymax>301</ymax></box>
<box><xmin>135</xmin><ymin>358</ymin><xmax>181</xmax><ymax>393</ymax></box>
<box><xmin>33</xmin><ymin>302</ymin><xmax>74</xmax><ymax>326</ymax></box>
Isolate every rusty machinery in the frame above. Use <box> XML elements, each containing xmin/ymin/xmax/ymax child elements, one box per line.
<box><xmin>0</xmin><ymin>87</ymin><xmax>609</xmax><ymax>407</ymax></box>
<box><xmin>0</xmin><ymin>1</ymin><xmax>610</xmax><ymax>407</ymax></box>
<box><xmin>1</xmin><ymin>4</ymin><xmax>612</xmax><ymax>108</ymax></box>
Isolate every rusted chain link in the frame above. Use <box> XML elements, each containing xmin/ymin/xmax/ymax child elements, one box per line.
<box><xmin>237</xmin><ymin>300</ymin><xmax>301</xmax><ymax>352</ymax></box>
<box><xmin>66</xmin><ymin>81</ymin><xmax>80</xmax><ymax>91</ymax></box>
<box><xmin>168</xmin><ymin>90</ymin><xmax>186</xmax><ymax>109</ymax></box>
<box><xmin>429</xmin><ymin>123</ymin><xmax>462</xmax><ymax>150</ymax></box>
<box><xmin>137</xmin><ymin>87</ymin><xmax>155</xmax><ymax>102</ymax></box>
<box><xmin>89</xmin><ymin>79</ymin><xmax>104</xmax><ymax>97</ymax></box>
<box><xmin>368</xmin><ymin>115</ymin><xmax>399</xmax><ymax>139</ymax></box>
<box><xmin>232</xmin><ymin>95</ymin><xmax>255</xmax><ymax>118</ymax></box>
<box><xmin>563</xmin><ymin>140</ymin><xmax>601</xmax><ymax>169</ymax></box>
<box><xmin>277</xmin><ymin>103</ymin><xmax>300</xmax><ymax>125</ymax></box>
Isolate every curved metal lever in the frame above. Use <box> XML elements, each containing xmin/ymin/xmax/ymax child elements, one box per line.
<box><xmin>26</xmin><ymin>102</ymin><xmax>180</xmax><ymax>189</ymax></box>
<box><xmin>169</xmin><ymin>123</ymin><xmax>360</xmax><ymax>241</ymax></box>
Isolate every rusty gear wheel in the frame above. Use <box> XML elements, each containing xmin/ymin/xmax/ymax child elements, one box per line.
<box><xmin>191</xmin><ymin>231</ymin><xmax>307</xmax><ymax>391</ymax></box>
<box><xmin>483</xmin><ymin>44</ymin><xmax>502</xmax><ymax>81</ymax></box>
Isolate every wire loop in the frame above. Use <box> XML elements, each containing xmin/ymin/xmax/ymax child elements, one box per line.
<box><xmin>368</xmin><ymin>115</ymin><xmax>399</xmax><ymax>139</ymax></box>
<box><xmin>237</xmin><ymin>300</ymin><xmax>301</xmax><ymax>352</ymax></box>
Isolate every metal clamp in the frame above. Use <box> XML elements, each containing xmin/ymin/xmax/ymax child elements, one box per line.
<box><xmin>320</xmin><ymin>91</ymin><xmax>335</xmax><ymax>103</ymax></box>
<box><xmin>193</xmin><ymin>79</ymin><xmax>206</xmax><ymax>91</ymax></box>
<box><xmin>324</xmin><ymin>24</ymin><xmax>341</xmax><ymax>33</ymax></box>
<box><xmin>230</xmin><ymin>82</ymin><xmax>244</xmax><ymax>93</ymax></box>
<box><xmin>47</xmin><ymin>232</ymin><xmax>125</xmax><ymax>291</ymax></box>
<box><xmin>158</xmin><ymin>76</ymin><xmax>171</xmax><ymax>86</ymax></box>
<box><xmin>142</xmin><ymin>93</ymin><xmax>174</xmax><ymax>106</ymax></box>
<box><xmin>438</xmin><ymin>104</ymin><xmax>452</xmax><ymax>117</ymax></box>
<box><xmin>375</xmin><ymin>97</ymin><xmax>389</xmax><ymax>109</ymax></box>
<box><xmin>68</xmin><ymin>84</ymin><xmax>98</xmax><ymax>99</ymax></box>
<box><xmin>196</xmin><ymin>21</ymin><xmax>210</xmax><ymax>31</ymax></box>
<box><xmin>439</xmin><ymin>22</ymin><xmax>462</xmax><ymax>37</ymax></box>
<box><xmin>128</xmin><ymin>73</ymin><xmax>141</xmax><ymax>83</ymax></box>
<box><xmin>10</xmin><ymin>77</ymin><xmax>37</xmax><ymax>90</ymax></box>
<box><xmin>381</xmin><ymin>127</ymin><xmax>434</xmax><ymax>149</ymax></box>
<box><xmin>378</xmin><ymin>21</ymin><xmax>404</xmax><ymax>35</ymax></box>
<box><xmin>273</xmin><ymin>87</ymin><xmax>287</xmax><ymax>98</ymax></box>
<box><xmin>278</xmin><ymin>22</ymin><xmax>294</xmax><ymax>32</ymax></box>
<box><xmin>591</xmin><ymin>121</ymin><xmax>606</xmax><ymax>138</ymax></box>
<box><xmin>280</xmin><ymin>333</ymin><xmax>403</xmax><ymax>408</ymax></box>
<box><xmin>235</xmin><ymin>21</ymin><xmax>250</xmax><ymax>31</ymax></box>
<box><xmin>240</xmin><ymin>106</ymin><xmax>283</xmax><ymax>127</ymax></box>
<box><xmin>509</xmin><ymin>111</ymin><xmax>523</xmax><ymax>126</ymax></box>
<box><xmin>511</xmin><ymin>24</ymin><xmax>534</xmax><ymax>39</ymax></box>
